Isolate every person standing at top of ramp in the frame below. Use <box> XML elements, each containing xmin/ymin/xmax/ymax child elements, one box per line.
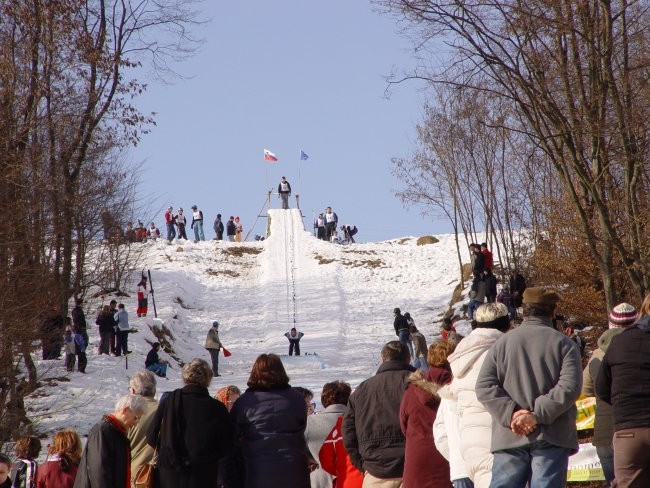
<box><xmin>278</xmin><ymin>176</ymin><xmax>292</xmax><ymax>209</ymax></box>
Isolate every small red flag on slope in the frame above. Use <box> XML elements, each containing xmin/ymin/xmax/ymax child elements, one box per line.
<box><xmin>222</xmin><ymin>347</ymin><xmax>231</xmax><ymax>357</ymax></box>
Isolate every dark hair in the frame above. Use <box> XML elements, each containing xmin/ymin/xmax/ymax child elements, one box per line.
<box><xmin>404</xmin><ymin>312</ymin><xmax>411</xmax><ymax>319</ymax></box>
<box><xmin>247</xmin><ymin>354</ymin><xmax>290</xmax><ymax>391</ymax></box>
<box><xmin>152</xmin><ymin>342</ymin><xmax>160</xmax><ymax>349</ymax></box>
<box><xmin>0</xmin><ymin>453</ymin><xmax>10</xmax><ymax>468</ymax></box>
<box><xmin>15</xmin><ymin>436</ymin><xmax>41</xmax><ymax>459</ymax></box>
<box><xmin>523</xmin><ymin>302</ymin><xmax>557</xmax><ymax>318</ymax></box>
<box><xmin>293</xmin><ymin>386</ymin><xmax>313</xmax><ymax>401</ymax></box>
<box><xmin>321</xmin><ymin>381</ymin><xmax>352</xmax><ymax>408</ymax></box>
<box><xmin>110</xmin><ymin>299</ymin><xmax>117</xmax><ymax>306</ymax></box>
<box><xmin>380</xmin><ymin>341</ymin><xmax>410</xmax><ymax>363</ymax></box>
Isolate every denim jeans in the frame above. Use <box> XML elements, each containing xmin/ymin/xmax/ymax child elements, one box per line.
<box><xmin>193</xmin><ymin>221</ymin><xmax>205</xmax><ymax>241</ymax></box>
<box><xmin>453</xmin><ymin>478</ymin><xmax>474</xmax><ymax>488</ymax></box>
<box><xmin>595</xmin><ymin>445</ymin><xmax>614</xmax><ymax>485</ymax></box>
<box><xmin>413</xmin><ymin>356</ymin><xmax>429</xmax><ymax>373</ymax></box>
<box><xmin>467</xmin><ymin>300</ymin><xmax>482</xmax><ymax>319</ymax></box>
<box><xmin>489</xmin><ymin>441</ymin><xmax>569</xmax><ymax>488</ymax></box>
<box><xmin>166</xmin><ymin>222</ymin><xmax>176</xmax><ymax>241</ymax></box>
<box><xmin>397</xmin><ymin>330</ymin><xmax>414</xmax><ymax>361</ymax></box>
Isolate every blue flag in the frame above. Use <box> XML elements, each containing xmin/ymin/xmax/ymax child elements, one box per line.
<box><xmin>300</xmin><ymin>150</ymin><xmax>309</xmax><ymax>161</ymax></box>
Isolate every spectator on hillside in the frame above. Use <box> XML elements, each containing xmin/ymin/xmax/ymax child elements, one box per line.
<box><xmin>467</xmin><ymin>280</ymin><xmax>487</xmax><ymax>320</ymax></box>
<box><xmin>64</xmin><ymin>328</ymin><xmax>76</xmax><ymax>372</ymax></box>
<box><xmin>71</xmin><ymin>298</ymin><xmax>88</xmax><ymax>347</ymax></box>
<box><xmin>341</xmin><ymin>225</ymin><xmax>358</xmax><ymax>244</ymax></box>
<box><xmin>124</xmin><ymin>221</ymin><xmax>136</xmax><ymax>243</ymax></box>
<box><xmin>394</xmin><ymin>308</ymin><xmax>414</xmax><ymax>361</ymax></box>
<box><xmin>306</xmin><ymin>381</ymin><xmax>352</xmax><ymax>488</ymax></box>
<box><xmin>205</xmin><ymin>321</ymin><xmax>223</xmax><ymax>377</ymax></box>
<box><xmin>582</xmin><ymin>304</ymin><xmax>637</xmax><ymax>486</ymax></box>
<box><xmin>471</xmin><ymin>245</ymin><xmax>485</xmax><ymax>282</ymax></box>
<box><xmin>127</xmin><ymin>371</ymin><xmax>159</xmax><ymax>488</ymax></box>
<box><xmin>175</xmin><ymin>208</ymin><xmax>188</xmax><ymax>240</ymax></box>
<box><xmin>315</xmin><ymin>214</ymin><xmax>326</xmax><ymax>240</ymax></box>
<box><xmin>278</xmin><ymin>176</ymin><xmax>292</xmax><ymax>209</ymax></box>
<box><xmin>41</xmin><ymin>312</ymin><xmax>65</xmax><ymax>360</ymax></box>
<box><xmin>145</xmin><ymin>342</ymin><xmax>168</xmax><ymax>378</ymax></box>
<box><xmin>108</xmin><ymin>299</ymin><xmax>118</xmax><ymax>355</ymax></box>
<box><xmin>319</xmin><ymin>417</ymin><xmax>364</xmax><ymax>488</ymax></box>
<box><xmin>146</xmin><ymin>222</ymin><xmax>160</xmax><ymax>240</ymax></box>
<box><xmin>95</xmin><ymin>305</ymin><xmax>114</xmax><ymax>355</ymax></box>
<box><xmin>215</xmin><ymin>385</ymin><xmax>241</xmax><ymax>413</ymax></box>
<box><xmin>409</xmin><ymin>323</ymin><xmax>429</xmax><ymax>372</ymax></box>
<box><xmin>508</xmin><ymin>270</ymin><xmax>527</xmax><ymax>308</ymax></box>
<box><xmin>190</xmin><ymin>205</ymin><xmax>205</xmax><ymax>242</ymax></box>
<box><xmin>476</xmin><ymin>287</ymin><xmax>582</xmax><ymax>488</ymax></box>
<box><xmin>226</xmin><ymin>216</ymin><xmax>236</xmax><ymax>242</ymax></box>
<box><xmin>330</xmin><ymin>230</ymin><xmax>341</xmax><ymax>244</ymax></box>
<box><xmin>213</xmin><ymin>213</ymin><xmax>224</xmax><ymax>240</ymax></box>
<box><xmin>342</xmin><ymin>341</ymin><xmax>415</xmax><ymax>486</ymax></box>
<box><xmin>136</xmin><ymin>276</ymin><xmax>149</xmax><ymax>317</ymax></box>
<box><xmin>324</xmin><ymin>207</ymin><xmax>338</xmax><ymax>240</ymax></box>
<box><xmin>497</xmin><ymin>286</ymin><xmax>516</xmax><ymax>319</ymax></box>
<box><xmin>480</xmin><ymin>243</ymin><xmax>493</xmax><ymax>272</ymax></box>
<box><xmin>36</xmin><ymin>429</ymin><xmax>82</xmax><ymax>488</ymax></box>
<box><xmin>596</xmin><ymin>296</ymin><xmax>650</xmax><ymax>487</ymax></box>
<box><xmin>484</xmin><ymin>269</ymin><xmax>497</xmax><ymax>303</ymax></box>
<box><xmin>164</xmin><ymin>206</ymin><xmax>176</xmax><ymax>242</ymax></box>
<box><xmin>285</xmin><ymin>328</ymin><xmax>305</xmax><ymax>356</ymax></box>
<box><xmin>147</xmin><ymin>359</ymin><xmax>234</xmax><ymax>488</ymax></box>
<box><xmin>234</xmin><ymin>216</ymin><xmax>243</xmax><ymax>242</ymax></box>
<box><xmin>441</xmin><ymin>318</ymin><xmax>458</xmax><ymax>342</ymax></box>
<box><xmin>73</xmin><ymin>328</ymin><xmax>87</xmax><ymax>374</ymax></box>
<box><xmin>400</xmin><ymin>340</ymin><xmax>454</xmax><ymax>488</ymax></box>
<box><xmin>230</xmin><ymin>353</ymin><xmax>312</xmax><ymax>488</ymax></box>
<box><xmin>10</xmin><ymin>435</ymin><xmax>41</xmax><ymax>488</ymax></box>
<box><xmin>114</xmin><ymin>303</ymin><xmax>131</xmax><ymax>356</ymax></box>
<box><xmin>134</xmin><ymin>221</ymin><xmax>147</xmax><ymax>242</ymax></box>
<box><xmin>74</xmin><ymin>394</ymin><xmax>146</xmax><ymax>488</ymax></box>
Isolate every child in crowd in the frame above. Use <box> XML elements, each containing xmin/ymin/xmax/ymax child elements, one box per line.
<box><xmin>11</xmin><ymin>435</ymin><xmax>41</xmax><ymax>488</ymax></box>
<box><xmin>0</xmin><ymin>454</ymin><xmax>11</xmax><ymax>488</ymax></box>
<box><xmin>74</xmin><ymin>328</ymin><xmax>87</xmax><ymax>373</ymax></box>
<box><xmin>294</xmin><ymin>386</ymin><xmax>316</xmax><ymax>415</ymax></box>
<box><xmin>63</xmin><ymin>329</ymin><xmax>76</xmax><ymax>372</ymax></box>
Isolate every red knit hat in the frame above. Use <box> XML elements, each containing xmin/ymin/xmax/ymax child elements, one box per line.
<box><xmin>608</xmin><ymin>303</ymin><xmax>638</xmax><ymax>328</ymax></box>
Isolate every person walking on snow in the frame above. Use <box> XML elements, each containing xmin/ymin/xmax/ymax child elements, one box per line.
<box><xmin>285</xmin><ymin>327</ymin><xmax>304</xmax><ymax>356</ymax></box>
<box><xmin>394</xmin><ymin>307</ymin><xmax>414</xmax><ymax>362</ymax></box>
<box><xmin>278</xmin><ymin>176</ymin><xmax>292</xmax><ymax>209</ymax></box>
<box><xmin>205</xmin><ymin>321</ymin><xmax>223</xmax><ymax>376</ymax></box>
<box><xmin>190</xmin><ymin>204</ymin><xmax>205</xmax><ymax>241</ymax></box>
<box><xmin>114</xmin><ymin>303</ymin><xmax>131</xmax><ymax>356</ymax></box>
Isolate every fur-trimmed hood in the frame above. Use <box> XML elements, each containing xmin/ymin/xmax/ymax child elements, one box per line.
<box><xmin>406</xmin><ymin>367</ymin><xmax>452</xmax><ymax>407</ymax></box>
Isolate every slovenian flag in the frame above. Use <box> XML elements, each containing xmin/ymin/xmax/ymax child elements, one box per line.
<box><xmin>300</xmin><ymin>150</ymin><xmax>309</xmax><ymax>161</ymax></box>
<box><xmin>264</xmin><ymin>149</ymin><xmax>278</xmax><ymax>162</ymax></box>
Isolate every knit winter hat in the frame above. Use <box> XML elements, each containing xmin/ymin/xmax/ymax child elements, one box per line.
<box><xmin>212</xmin><ymin>321</ymin><xmax>219</xmax><ymax>327</ymax></box>
<box><xmin>608</xmin><ymin>303</ymin><xmax>638</xmax><ymax>329</ymax></box>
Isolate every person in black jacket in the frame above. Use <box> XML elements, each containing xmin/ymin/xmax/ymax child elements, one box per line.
<box><xmin>278</xmin><ymin>176</ymin><xmax>292</xmax><ymax>209</ymax></box>
<box><xmin>342</xmin><ymin>341</ymin><xmax>415</xmax><ymax>485</ymax></box>
<box><xmin>509</xmin><ymin>270</ymin><xmax>527</xmax><ymax>308</ymax></box>
<box><xmin>71</xmin><ymin>298</ymin><xmax>89</xmax><ymax>347</ymax></box>
<box><xmin>595</xmin><ymin>294</ymin><xmax>650</xmax><ymax>487</ymax></box>
<box><xmin>145</xmin><ymin>342</ymin><xmax>168</xmax><ymax>378</ymax></box>
<box><xmin>226</xmin><ymin>216</ymin><xmax>236</xmax><ymax>242</ymax></box>
<box><xmin>213</xmin><ymin>213</ymin><xmax>224</xmax><ymax>240</ymax></box>
<box><xmin>95</xmin><ymin>305</ymin><xmax>115</xmax><ymax>355</ymax></box>
<box><xmin>146</xmin><ymin>358</ymin><xmax>234</xmax><ymax>488</ymax></box>
<box><xmin>393</xmin><ymin>308</ymin><xmax>414</xmax><ymax>361</ymax></box>
<box><xmin>73</xmin><ymin>394</ymin><xmax>145</xmax><ymax>488</ymax></box>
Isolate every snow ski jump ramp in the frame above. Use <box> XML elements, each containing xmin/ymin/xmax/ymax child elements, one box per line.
<box><xmin>260</xmin><ymin>209</ymin><xmax>346</xmax><ymax>351</ymax></box>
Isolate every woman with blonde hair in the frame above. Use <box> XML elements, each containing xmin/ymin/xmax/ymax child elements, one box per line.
<box><xmin>36</xmin><ymin>429</ymin><xmax>82</xmax><ymax>487</ymax></box>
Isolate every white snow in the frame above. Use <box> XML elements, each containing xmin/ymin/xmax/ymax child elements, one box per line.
<box><xmin>25</xmin><ymin>209</ymin><xmax>470</xmax><ymax>439</ymax></box>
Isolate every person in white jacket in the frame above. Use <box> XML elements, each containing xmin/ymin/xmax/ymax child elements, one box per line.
<box><xmin>434</xmin><ymin>303</ymin><xmax>510</xmax><ymax>488</ymax></box>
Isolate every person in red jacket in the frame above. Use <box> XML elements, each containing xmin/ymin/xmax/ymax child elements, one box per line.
<box><xmin>399</xmin><ymin>341</ymin><xmax>455</xmax><ymax>488</ymax></box>
<box><xmin>36</xmin><ymin>429</ymin><xmax>82</xmax><ymax>488</ymax></box>
<box><xmin>481</xmin><ymin>243</ymin><xmax>493</xmax><ymax>271</ymax></box>
<box><xmin>319</xmin><ymin>416</ymin><xmax>364</xmax><ymax>488</ymax></box>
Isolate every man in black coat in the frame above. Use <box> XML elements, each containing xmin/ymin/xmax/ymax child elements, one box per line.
<box><xmin>342</xmin><ymin>341</ymin><xmax>414</xmax><ymax>485</ymax></box>
<box><xmin>213</xmin><ymin>214</ymin><xmax>224</xmax><ymax>240</ymax></box>
<box><xmin>74</xmin><ymin>394</ymin><xmax>145</xmax><ymax>488</ymax></box>
<box><xmin>509</xmin><ymin>270</ymin><xmax>527</xmax><ymax>308</ymax></box>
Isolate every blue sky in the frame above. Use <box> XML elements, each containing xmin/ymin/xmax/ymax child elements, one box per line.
<box><xmin>132</xmin><ymin>1</ymin><xmax>452</xmax><ymax>242</ymax></box>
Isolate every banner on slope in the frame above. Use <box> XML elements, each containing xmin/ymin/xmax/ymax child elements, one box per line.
<box><xmin>566</xmin><ymin>442</ymin><xmax>605</xmax><ymax>482</ymax></box>
<box><xmin>576</xmin><ymin>396</ymin><xmax>595</xmax><ymax>431</ymax></box>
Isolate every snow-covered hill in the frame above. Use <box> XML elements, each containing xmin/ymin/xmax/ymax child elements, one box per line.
<box><xmin>26</xmin><ymin>209</ymin><xmax>470</xmax><ymax>438</ymax></box>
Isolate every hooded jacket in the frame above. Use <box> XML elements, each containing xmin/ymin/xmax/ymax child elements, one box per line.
<box><xmin>433</xmin><ymin>384</ymin><xmax>470</xmax><ymax>482</ymax></box>
<box><xmin>399</xmin><ymin>367</ymin><xmax>453</xmax><ymax>488</ymax></box>
<box><xmin>448</xmin><ymin>327</ymin><xmax>503</xmax><ymax>488</ymax></box>
<box><xmin>595</xmin><ymin>316</ymin><xmax>650</xmax><ymax>432</ymax></box>
<box><xmin>342</xmin><ymin>360</ymin><xmax>414</xmax><ymax>479</ymax></box>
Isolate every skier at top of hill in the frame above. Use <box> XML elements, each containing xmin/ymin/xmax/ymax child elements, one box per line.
<box><xmin>278</xmin><ymin>176</ymin><xmax>292</xmax><ymax>210</ymax></box>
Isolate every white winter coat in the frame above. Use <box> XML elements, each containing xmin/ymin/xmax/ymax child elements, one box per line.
<box><xmin>433</xmin><ymin>384</ymin><xmax>470</xmax><ymax>482</ymax></box>
<box><xmin>447</xmin><ymin>327</ymin><xmax>504</xmax><ymax>488</ymax></box>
